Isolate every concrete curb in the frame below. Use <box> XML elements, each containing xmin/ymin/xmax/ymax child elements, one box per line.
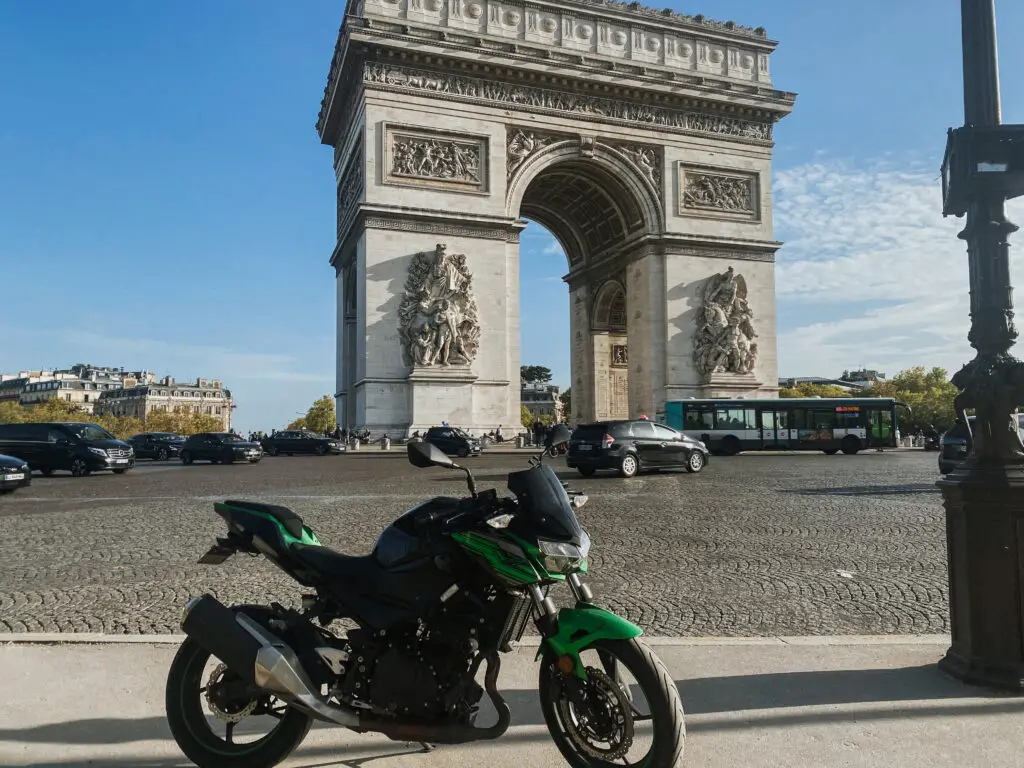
<box><xmin>0</xmin><ymin>633</ymin><xmax>951</xmax><ymax>646</ymax></box>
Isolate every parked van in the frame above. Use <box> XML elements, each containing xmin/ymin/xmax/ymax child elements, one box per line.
<box><xmin>0</xmin><ymin>422</ymin><xmax>135</xmax><ymax>477</ymax></box>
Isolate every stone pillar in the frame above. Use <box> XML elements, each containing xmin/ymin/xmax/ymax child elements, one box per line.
<box><xmin>568</xmin><ymin>283</ymin><xmax>593</xmax><ymax>425</ymax></box>
<box><xmin>626</xmin><ymin>246</ymin><xmax>667</xmax><ymax>419</ymax></box>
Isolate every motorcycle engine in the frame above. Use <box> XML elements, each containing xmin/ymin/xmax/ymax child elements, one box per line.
<box><xmin>342</xmin><ymin>623</ymin><xmax>482</xmax><ymax>721</ymax></box>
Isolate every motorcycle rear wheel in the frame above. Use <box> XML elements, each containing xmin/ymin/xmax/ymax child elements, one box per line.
<box><xmin>538</xmin><ymin>637</ymin><xmax>685</xmax><ymax>767</ymax></box>
<box><xmin>166</xmin><ymin>638</ymin><xmax>313</xmax><ymax>768</ymax></box>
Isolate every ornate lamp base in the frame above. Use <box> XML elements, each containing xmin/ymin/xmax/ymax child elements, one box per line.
<box><xmin>938</xmin><ymin>462</ymin><xmax>1024</xmax><ymax>692</ymax></box>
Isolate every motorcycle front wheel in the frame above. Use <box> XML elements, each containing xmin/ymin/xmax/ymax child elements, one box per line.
<box><xmin>538</xmin><ymin>637</ymin><xmax>685</xmax><ymax>767</ymax></box>
<box><xmin>166</xmin><ymin>638</ymin><xmax>313</xmax><ymax>768</ymax></box>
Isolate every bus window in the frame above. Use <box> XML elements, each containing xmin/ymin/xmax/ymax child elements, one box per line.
<box><xmin>683</xmin><ymin>406</ymin><xmax>713</xmax><ymax>431</ymax></box>
<box><xmin>714</xmin><ymin>408</ymin><xmax>756</xmax><ymax>430</ymax></box>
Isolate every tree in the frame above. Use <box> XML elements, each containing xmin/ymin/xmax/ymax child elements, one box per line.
<box><xmin>288</xmin><ymin>416</ymin><xmax>308</xmax><ymax>430</ymax></box>
<box><xmin>141</xmin><ymin>410</ymin><xmax>223</xmax><ymax>436</ymax></box>
<box><xmin>779</xmin><ymin>383</ymin><xmax>852</xmax><ymax>398</ymax></box>
<box><xmin>559</xmin><ymin>387</ymin><xmax>571</xmax><ymax>420</ymax></box>
<box><xmin>303</xmin><ymin>395</ymin><xmax>336</xmax><ymax>434</ymax></box>
<box><xmin>521</xmin><ymin>403</ymin><xmax>534</xmax><ymax>428</ymax></box>
<box><xmin>520</xmin><ymin>365</ymin><xmax>552</xmax><ymax>384</ymax></box>
<box><xmin>864</xmin><ymin>367</ymin><xmax>957</xmax><ymax>432</ymax></box>
<box><xmin>0</xmin><ymin>402</ymin><xmax>27</xmax><ymax>423</ymax></box>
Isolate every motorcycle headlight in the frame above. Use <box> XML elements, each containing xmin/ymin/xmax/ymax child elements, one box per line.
<box><xmin>539</xmin><ymin>531</ymin><xmax>591</xmax><ymax>575</ymax></box>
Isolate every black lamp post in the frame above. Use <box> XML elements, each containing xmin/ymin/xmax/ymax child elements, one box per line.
<box><xmin>938</xmin><ymin>0</ymin><xmax>1024</xmax><ymax>691</ymax></box>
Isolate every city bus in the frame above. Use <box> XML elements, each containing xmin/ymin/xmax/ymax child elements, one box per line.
<box><xmin>660</xmin><ymin>397</ymin><xmax>910</xmax><ymax>456</ymax></box>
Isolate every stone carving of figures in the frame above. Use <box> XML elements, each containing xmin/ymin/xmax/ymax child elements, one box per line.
<box><xmin>693</xmin><ymin>267</ymin><xmax>758</xmax><ymax>376</ymax></box>
<box><xmin>397</xmin><ymin>244</ymin><xmax>480</xmax><ymax>368</ymax></box>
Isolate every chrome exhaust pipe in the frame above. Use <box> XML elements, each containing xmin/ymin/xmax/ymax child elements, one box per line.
<box><xmin>180</xmin><ymin>595</ymin><xmax>359</xmax><ymax>727</ymax></box>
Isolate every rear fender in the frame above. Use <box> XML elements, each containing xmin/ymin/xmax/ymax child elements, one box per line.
<box><xmin>537</xmin><ymin>603</ymin><xmax>643</xmax><ymax>679</ymax></box>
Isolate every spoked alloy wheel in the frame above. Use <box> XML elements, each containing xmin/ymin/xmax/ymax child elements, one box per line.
<box><xmin>539</xmin><ymin>638</ymin><xmax>685</xmax><ymax>768</ymax></box>
<box><xmin>158</xmin><ymin>448</ymin><xmax>170</xmax><ymax>461</ymax></box>
<box><xmin>70</xmin><ymin>458</ymin><xmax>90</xmax><ymax>477</ymax></box>
<box><xmin>619</xmin><ymin>455</ymin><xmax>638</xmax><ymax>478</ymax></box>
<box><xmin>166</xmin><ymin>638</ymin><xmax>312</xmax><ymax>768</ymax></box>
<box><xmin>686</xmin><ymin>451</ymin><xmax>705</xmax><ymax>473</ymax></box>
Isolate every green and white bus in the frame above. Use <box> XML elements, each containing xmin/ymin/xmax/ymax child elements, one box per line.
<box><xmin>660</xmin><ymin>397</ymin><xmax>910</xmax><ymax>456</ymax></box>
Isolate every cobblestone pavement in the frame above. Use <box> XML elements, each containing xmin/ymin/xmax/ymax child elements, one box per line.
<box><xmin>0</xmin><ymin>450</ymin><xmax>948</xmax><ymax>636</ymax></box>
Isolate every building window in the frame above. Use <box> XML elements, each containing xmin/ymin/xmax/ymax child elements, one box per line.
<box><xmin>206</xmin><ymin>406</ymin><xmax>212</xmax><ymax>414</ymax></box>
<box><xmin>65</xmin><ymin>394</ymin><xmax>71</xmax><ymax>401</ymax></box>
<box><xmin>216</xmin><ymin>407</ymin><xmax>222</xmax><ymax>415</ymax></box>
<box><xmin>83</xmin><ymin>394</ymin><xmax>89</xmax><ymax>402</ymax></box>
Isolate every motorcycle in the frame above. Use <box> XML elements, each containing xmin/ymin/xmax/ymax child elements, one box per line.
<box><xmin>166</xmin><ymin>424</ymin><xmax>686</xmax><ymax>768</ymax></box>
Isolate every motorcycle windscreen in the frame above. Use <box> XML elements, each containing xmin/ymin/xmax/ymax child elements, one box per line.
<box><xmin>507</xmin><ymin>464</ymin><xmax>583</xmax><ymax>544</ymax></box>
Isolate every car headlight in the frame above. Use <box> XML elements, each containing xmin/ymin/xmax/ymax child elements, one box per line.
<box><xmin>87</xmin><ymin>447</ymin><xmax>107</xmax><ymax>457</ymax></box>
<box><xmin>539</xmin><ymin>531</ymin><xmax>591</xmax><ymax>575</ymax></box>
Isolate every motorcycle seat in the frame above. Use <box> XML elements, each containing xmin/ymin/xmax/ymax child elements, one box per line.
<box><xmin>291</xmin><ymin>543</ymin><xmax>377</xmax><ymax>583</ymax></box>
<box><xmin>224</xmin><ymin>499</ymin><xmax>305</xmax><ymax>540</ymax></box>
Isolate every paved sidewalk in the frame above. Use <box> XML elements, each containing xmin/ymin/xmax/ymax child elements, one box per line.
<box><xmin>3</xmin><ymin>636</ymin><xmax>1024</xmax><ymax>767</ymax></box>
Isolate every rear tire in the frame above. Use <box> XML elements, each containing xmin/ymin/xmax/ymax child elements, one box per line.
<box><xmin>166</xmin><ymin>638</ymin><xmax>312</xmax><ymax>768</ymax></box>
<box><xmin>578</xmin><ymin>466</ymin><xmax>596</xmax><ymax>478</ymax></box>
<box><xmin>823</xmin><ymin>449</ymin><xmax>839</xmax><ymax>455</ymax></box>
<box><xmin>181</xmin><ymin>451</ymin><xmax>194</xmax><ymax>465</ymax></box>
<box><xmin>113</xmin><ymin>469</ymin><xmax>128</xmax><ymax>475</ymax></box>
<box><xmin>841</xmin><ymin>436</ymin><xmax>861</xmax><ymax>455</ymax></box>
<box><xmin>41</xmin><ymin>468</ymin><xmax>55</xmax><ymax>477</ymax></box>
<box><xmin>458</xmin><ymin>447</ymin><xmax>470</xmax><ymax>458</ymax></box>
<box><xmin>157</xmin><ymin>448</ymin><xmax>170</xmax><ymax>461</ymax></box>
<box><xmin>619</xmin><ymin>453</ymin><xmax>639</xmax><ymax>478</ymax></box>
<box><xmin>720</xmin><ymin>435</ymin><xmax>742</xmax><ymax>456</ymax></box>
<box><xmin>268</xmin><ymin>446</ymin><xmax>279</xmax><ymax>457</ymax></box>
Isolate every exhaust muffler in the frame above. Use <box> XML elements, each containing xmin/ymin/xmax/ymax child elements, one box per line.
<box><xmin>180</xmin><ymin>595</ymin><xmax>359</xmax><ymax>727</ymax></box>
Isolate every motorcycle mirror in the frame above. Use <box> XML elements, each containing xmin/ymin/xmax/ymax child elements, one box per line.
<box><xmin>407</xmin><ymin>440</ymin><xmax>457</xmax><ymax>470</ymax></box>
<box><xmin>545</xmin><ymin>424</ymin><xmax>572</xmax><ymax>450</ymax></box>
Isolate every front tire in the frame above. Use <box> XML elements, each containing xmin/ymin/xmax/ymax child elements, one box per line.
<box><xmin>539</xmin><ymin>637</ymin><xmax>685</xmax><ymax>768</ymax></box>
<box><xmin>619</xmin><ymin>454</ymin><xmax>639</xmax><ymax>478</ymax></box>
<box><xmin>181</xmin><ymin>451</ymin><xmax>194</xmax><ymax>465</ymax></box>
<box><xmin>158</xmin><ymin>448</ymin><xmax>170</xmax><ymax>461</ymax></box>
<box><xmin>841</xmin><ymin>436</ymin><xmax>861</xmax><ymax>455</ymax></box>
<box><xmin>70</xmin><ymin>458</ymin><xmax>90</xmax><ymax>477</ymax></box>
<box><xmin>166</xmin><ymin>638</ymin><xmax>312</xmax><ymax>768</ymax></box>
<box><xmin>685</xmin><ymin>451</ymin><xmax>705</xmax><ymax>473</ymax></box>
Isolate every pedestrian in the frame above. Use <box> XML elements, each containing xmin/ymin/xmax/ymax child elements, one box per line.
<box><xmin>495</xmin><ymin>424</ymin><xmax>503</xmax><ymax>443</ymax></box>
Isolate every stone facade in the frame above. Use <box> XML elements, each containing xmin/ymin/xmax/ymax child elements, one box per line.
<box><xmin>94</xmin><ymin>377</ymin><xmax>233</xmax><ymax>430</ymax></box>
<box><xmin>318</xmin><ymin>0</ymin><xmax>794</xmax><ymax>432</ymax></box>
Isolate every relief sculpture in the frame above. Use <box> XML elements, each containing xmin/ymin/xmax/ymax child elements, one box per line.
<box><xmin>683</xmin><ymin>173</ymin><xmax>754</xmax><ymax>213</ymax></box>
<box><xmin>694</xmin><ymin>267</ymin><xmax>758</xmax><ymax>376</ymax></box>
<box><xmin>507</xmin><ymin>129</ymin><xmax>559</xmax><ymax>178</ymax></box>
<box><xmin>398</xmin><ymin>244</ymin><xmax>481</xmax><ymax>368</ymax></box>
<box><xmin>391</xmin><ymin>135</ymin><xmax>482</xmax><ymax>184</ymax></box>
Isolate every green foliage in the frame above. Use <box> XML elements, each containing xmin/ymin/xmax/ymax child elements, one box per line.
<box><xmin>0</xmin><ymin>401</ymin><xmax>27</xmax><ymax>423</ymax></box>
<box><xmin>0</xmin><ymin>399</ymin><xmax>222</xmax><ymax>439</ymax></box>
<box><xmin>520</xmin><ymin>365</ymin><xmax>552</xmax><ymax>383</ymax></box>
<box><xmin>145</xmin><ymin>410</ymin><xmax>224</xmax><ymax>436</ymax></box>
<box><xmin>559</xmin><ymin>387</ymin><xmax>571</xmax><ymax>419</ymax></box>
<box><xmin>779</xmin><ymin>383</ymin><xmax>854</xmax><ymax>398</ymax></box>
<box><xmin>288</xmin><ymin>416</ymin><xmax>308</xmax><ymax>430</ymax></box>
<box><xmin>864</xmin><ymin>367</ymin><xmax>957</xmax><ymax>432</ymax></box>
<box><xmin>521</xmin><ymin>403</ymin><xmax>533</xmax><ymax>428</ymax></box>
<box><xmin>303</xmin><ymin>395</ymin><xmax>336</xmax><ymax>434</ymax></box>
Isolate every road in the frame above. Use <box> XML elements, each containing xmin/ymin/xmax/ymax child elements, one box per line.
<box><xmin>0</xmin><ymin>449</ymin><xmax>948</xmax><ymax>636</ymax></box>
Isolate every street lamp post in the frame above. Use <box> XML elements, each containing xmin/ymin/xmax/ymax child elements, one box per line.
<box><xmin>938</xmin><ymin>0</ymin><xmax>1024</xmax><ymax>691</ymax></box>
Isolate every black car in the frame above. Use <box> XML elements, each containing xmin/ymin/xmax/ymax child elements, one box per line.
<box><xmin>0</xmin><ymin>453</ymin><xmax>31</xmax><ymax>494</ymax></box>
<box><xmin>568</xmin><ymin>419</ymin><xmax>710</xmax><ymax>478</ymax></box>
<box><xmin>425</xmin><ymin>426</ymin><xmax>481</xmax><ymax>458</ymax></box>
<box><xmin>129</xmin><ymin>432</ymin><xmax>185</xmax><ymax>461</ymax></box>
<box><xmin>939</xmin><ymin>414</ymin><xmax>1024</xmax><ymax>474</ymax></box>
<box><xmin>261</xmin><ymin>430</ymin><xmax>346</xmax><ymax>456</ymax></box>
<box><xmin>0</xmin><ymin>422</ymin><xmax>135</xmax><ymax>477</ymax></box>
<box><xmin>180</xmin><ymin>433</ymin><xmax>263</xmax><ymax>465</ymax></box>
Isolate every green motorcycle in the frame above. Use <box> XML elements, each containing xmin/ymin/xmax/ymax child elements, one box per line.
<box><xmin>167</xmin><ymin>424</ymin><xmax>685</xmax><ymax>767</ymax></box>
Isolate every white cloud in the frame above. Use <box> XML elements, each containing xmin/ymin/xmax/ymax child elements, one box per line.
<box><xmin>774</xmin><ymin>158</ymin><xmax>1024</xmax><ymax>377</ymax></box>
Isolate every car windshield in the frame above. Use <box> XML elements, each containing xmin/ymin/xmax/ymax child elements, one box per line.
<box><xmin>71</xmin><ymin>424</ymin><xmax>115</xmax><ymax>441</ymax></box>
<box><xmin>218</xmin><ymin>434</ymin><xmax>244</xmax><ymax>442</ymax></box>
<box><xmin>453</xmin><ymin>428</ymin><xmax>471</xmax><ymax>438</ymax></box>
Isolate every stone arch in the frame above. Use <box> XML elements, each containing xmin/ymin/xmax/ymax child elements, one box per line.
<box><xmin>507</xmin><ymin>139</ymin><xmax>663</xmax><ymax>268</ymax></box>
<box><xmin>592</xmin><ymin>280</ymin><xmax>627</xmax><ymax>332</ymax></box>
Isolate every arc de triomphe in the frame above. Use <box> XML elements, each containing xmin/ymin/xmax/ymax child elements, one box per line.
<box><xmin>316</xmin><ymin>0</ymin><xmax>795</xmax><ymax>433</ymax></box>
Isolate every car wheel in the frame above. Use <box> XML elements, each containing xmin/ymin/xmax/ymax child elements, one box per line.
<box><xmin>113</xmin><ymin>469</ymin><xmax>128</xmax><ymax>474</ymax></box>
<box><xmin>70</xmin><ymin>458</ymin><xmax>89</xmax><ymax>477</ymax></box>
<box><xmin>458</xmin><ymin>447</ymin><xmax>470</xmax><ymax>458</ymax></box>
<box><xmin>181</xmin><ymin>451</ymin><xmax>192</xmax><ymax>465</ymax></box>
<box><xmin>578</xmin><ymin>466</ymin><xmax>596</xmax><ymax>478</ymax></box>
<box><xmin>841</xmin><ymin>436</ymin><xmax>861</xmax><ymax>455</ymax></box>
<box><xmin>41</xmin><ymin>467</ymin><xmax>54</xmax><ymax>477</ymax></box>
<box><xmin>619</xmin><ymin>454</ymin><xmax>639</xmax><ymax>478</ymax></box>
<box><xmin>316</xmin><ymin>444</ymin><xmax>328</xmax><ymax>456</ymax></box>
<box><xmin>268</xmin><ymin>446</ymin><xmax>279</xmax><ymax>456</ymax></box>
<box><xmin>157</xmin><ymin>448</ymin><xmax>169</xmax><ymax>461</ymax></box>
<box><xmin>686</xmin><ymin>451</ymin><xmax>705</xmax><ymax>473</ymax></box>
<box><xmin>824</xmin><ymin>449</ymin><xmax>839</xmax><ymax>455</ymax></box>
<box><xmin>721</xmin><ymin>435</ymin><xmax>742</xmax><ymax>456</ymax></box>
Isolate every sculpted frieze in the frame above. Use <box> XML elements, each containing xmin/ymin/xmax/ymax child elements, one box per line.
<box><xmin>386</xmin><ymin>126</ymin><xmax>487</xmax><ymax>192</ymax></box>
<box><xmin>694</xmin><ymin>267</ymin><xmax>758</xmax><ymax>377</ymax></box>
<box><xmin>681</xmin><ymin>169</ymin><xmax>757</xmax><ymax>215</ymax></box>
<box><xmin>366</xmin><ymin>63</ymin><xmax>773</xmax><ymax>143</ymax></box>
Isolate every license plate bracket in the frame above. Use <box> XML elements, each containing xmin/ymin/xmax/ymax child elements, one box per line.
<box><xmin>198</xmin><ymin>544</ymin><xmax>235</xmax><ymax>565</ymax></box>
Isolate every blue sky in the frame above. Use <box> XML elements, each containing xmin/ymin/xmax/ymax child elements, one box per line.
<box><xmin>2</xmin><ymin>1</ymin><xmax>1023</xmax><ymax>431</ymax></box>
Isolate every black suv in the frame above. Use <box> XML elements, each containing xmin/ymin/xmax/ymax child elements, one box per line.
<box><xmin>129</xmin><ymin>432</ymin><xmax>185</xmax><ymax>461</ymax></box>
<box><xmin>939</xmin><ymin>414</ymin><xmax>1024</xmax><ymax>474</ymax></box>
<box><xmin>180</xmin><ymin>433</ymin><xmax>262</xmax><ymax>465</ymax></box>
<box><xmin>568</xmin><ymin>419</ymin><xmax>710</xmax><ymax>478</ymax></box>
<box><xmin>425</xmin><ymin>426</ymin><xmax>481</xmax><ymax>458</ymax></box>
<box><xmin>0</xmin><ymin>422</ymin><xmax>135</xmax><ymax>477</ymax></box>
<box><xmin>0</xmin><ymin>453</ymin><xmax>31</xmax><ymax>494</ymax></box>
<box><xmin>261</xmin><ymin>430</ymin><xmax>345</xmax><ymax>456</ymax></box>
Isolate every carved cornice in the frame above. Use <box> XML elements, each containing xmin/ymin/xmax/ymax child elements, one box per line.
<box><xmin>364</xmin><ymin>61</ymin><xmax>774</xmax><ymax>144</ymax></box>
